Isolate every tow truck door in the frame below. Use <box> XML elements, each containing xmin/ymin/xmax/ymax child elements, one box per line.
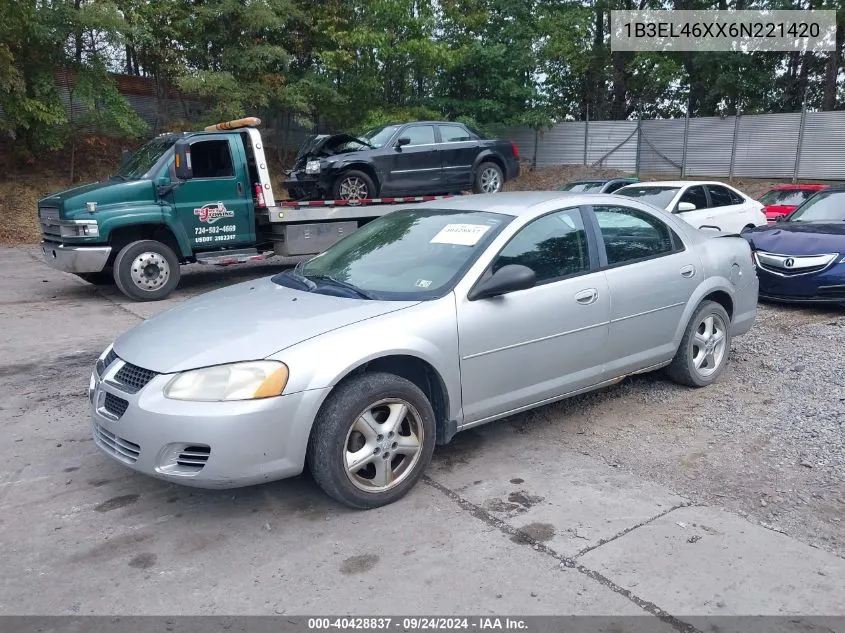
<box><xmin>170</xmin><ymin>136</ymin><xmax>254</xmax><ymax>250</ymax></box>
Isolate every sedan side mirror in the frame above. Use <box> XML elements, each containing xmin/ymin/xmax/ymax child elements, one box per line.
<box><xmin>468</xmin><ymin>264</ymin><xmax>536</xmax><ymax>301</ymax></box>
<box><xmin>174</xmin><ymin>139</ymin><xmax>193</xmax><ymax>180</ymax></box>
<box><xmin>677</xmin><ymin>201</ymin><xmax>697</xmax><ymax>212</ymax></box>
<box><xmin>395</xmin><ymin>137</ymin><xmax>411</xmax><ymax>149</ymax></box>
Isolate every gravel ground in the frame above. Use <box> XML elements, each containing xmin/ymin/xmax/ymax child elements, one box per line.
<box><xmin>475</xmin><ymin>302</ymin><xmax>845</xmax><ymax>557</ymax></box>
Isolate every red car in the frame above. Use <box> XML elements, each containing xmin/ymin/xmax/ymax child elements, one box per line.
<box><xmin>758</xmin><ymin>184</ymin><xmax>828</xmax><ymax>222</ymax></box>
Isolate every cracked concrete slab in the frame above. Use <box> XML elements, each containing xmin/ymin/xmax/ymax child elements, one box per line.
<box><xmin>428</xmin><ymin>423</ymin><xmax>688</xmax><ymax>558</ymax></box>
<box><xmin>579</xmin><ymin>505</ymin><xmax>845</xmax><ymax>616</ymax></box>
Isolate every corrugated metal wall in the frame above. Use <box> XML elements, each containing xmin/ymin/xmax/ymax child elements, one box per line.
<box><xmin>490</xmin><ymin>110</ymin><xmax>845</xmax><ymax>181</ymax></box>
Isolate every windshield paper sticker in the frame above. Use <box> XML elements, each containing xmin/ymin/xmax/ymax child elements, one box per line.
<box><xmin>194</xmin><ymin>202</ymin><xmax>234</xmax><ymax>224</ymax></box>
<box><xmin>430</xmin><ymin>223</ymin><xmax>491</xmax><ymax>246</ymax></box>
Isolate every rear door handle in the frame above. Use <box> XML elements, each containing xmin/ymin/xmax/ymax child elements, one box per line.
<box><xmin>237</xmin><ymin>182</ymin><xmax>244</xmax><ymax>195</ymax></box>
<box><xmin>575</xmin><ymin>288</ymin><xmax>598</xmax><ymax>305</ymax></box>
<box><xmin>680</xmin><ymin>265</ymin><xmax>695</xmax><ymax>278</ymax></box>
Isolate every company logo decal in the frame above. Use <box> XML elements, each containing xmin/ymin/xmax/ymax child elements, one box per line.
<box><xmin>194</xmin><ymin>202</ymin><xmax>234</xmax><ymax>224</ymax></box>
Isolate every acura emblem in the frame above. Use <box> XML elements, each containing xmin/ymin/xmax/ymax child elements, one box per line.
<box><xmin>784</xmin><ymin>258</ymin><xmax>795</xmax><ymax>268</ymax></box>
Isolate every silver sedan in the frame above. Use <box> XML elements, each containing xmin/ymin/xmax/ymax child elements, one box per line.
<box><xmin>88</xmin><ymin>192</ymin><xmax>758</xmax><ymax>508</ymax></box>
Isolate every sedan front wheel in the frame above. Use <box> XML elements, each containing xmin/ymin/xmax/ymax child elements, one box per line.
<box><xmin>307</xmin><ymin>372</ymin><xmax>436</xmax><ymax>508</ymax></box>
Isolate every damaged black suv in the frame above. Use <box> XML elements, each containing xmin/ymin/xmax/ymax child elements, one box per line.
<box><xmin>283</xmin><ymin>121</ymin><xmax>521</xmax><ymax>201</ymax></box>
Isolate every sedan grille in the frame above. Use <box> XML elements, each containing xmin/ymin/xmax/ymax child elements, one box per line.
<box><xmin>93</xmin><ymin>422</ymin><xmax>140</xmax><ymax>463</ymax></box>
<box><xmin>755</xmin><ymin>251</ymin><xmax>837</xmax><ymax>277</ymax></box>
<box><xmin>103</xmin><ymin>392</ymin><xmax>129</xmax><ymax>419</ymax></box>
<box><xmin>113</xmin><ymin>362</ymin><xmax>157</xmax><ymax>393</ymax></box>
<box><xmin>96</xmin><ymin>349</ymin><xmax>119</xmax><ymax>376</ymax></box>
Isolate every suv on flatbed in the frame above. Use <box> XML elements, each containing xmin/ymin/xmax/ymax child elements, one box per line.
<box><xmin>283</xmin><ymin>121</ymin><xmax>521</xmax><ymax>201</ymax></box>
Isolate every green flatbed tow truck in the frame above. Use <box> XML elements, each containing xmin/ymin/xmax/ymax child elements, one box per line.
<box><xmin>38</xmin><ymin>117</ymin><xmax>454</xmax><ymax>301</ymax></box>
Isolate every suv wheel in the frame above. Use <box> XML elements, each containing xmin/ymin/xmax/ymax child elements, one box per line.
<box><xmin>307</xmin><ymin>372</ymin><xmax>436</xmax><ymax>509</ymax></box>
<box><xmin>113</xmin><ymin>239</ymin><xmax>181</xmax><ymax>302</ymax></box>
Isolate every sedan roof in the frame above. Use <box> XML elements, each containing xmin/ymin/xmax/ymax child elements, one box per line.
<box><xmin>411</xmin><ymin>191</ymin><xmax>652</xmax><ymax>218</ymax></box>
<box><xmin>617</xmin><ymin>180</ymin><xmax>727</xmax><ymax>188</ymax></box>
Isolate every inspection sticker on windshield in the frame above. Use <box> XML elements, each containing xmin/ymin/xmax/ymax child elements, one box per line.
<box><xmin>430</xmin><ymin>223</ymin><xmax>491</xmax><ymax>246</ymax></box>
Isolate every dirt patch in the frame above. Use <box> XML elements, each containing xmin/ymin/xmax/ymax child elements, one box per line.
<box><xmin>128</xmin><ymin>552</ymin><xmax>157</xmax><ymax>569</ymax></box>
<box><xmin>507</xmin><ymin>491</ymin><xmax>545</xmax><ymax>508</ymax></box>
<box><xmin>482</xmin><ymin>498</ymin><xmax>524</xmax><ymax>513</ymax></box>
<box><xmin>339</xmin><ymin>553</ymin><xmax>379</xmax><ymax>575</ymax></box>
<box><xmin>94</xmin><ymin>494</ymin><xmax>140</xmax><ymax>513</ymax></box>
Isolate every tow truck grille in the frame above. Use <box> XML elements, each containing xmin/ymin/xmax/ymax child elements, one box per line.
<box><xmin>39</xmin><ymin>205</ymin><xmax>62</xmax><ymax>239</ymax></box>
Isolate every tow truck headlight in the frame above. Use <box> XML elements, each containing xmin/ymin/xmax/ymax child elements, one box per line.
<box><xmin>59</xmin><ymin>221</ymin><xmax>99</xmax><ymax>238</ymax></box>
<box><xmin>164</xmin><ymin>361</ymin><xmax>289</xmax><ymax>402</ymax></box>
<box><xmin>305</xmin><ymin>160</ymin><xmax>322</xmax><ymax>175</ymax></box>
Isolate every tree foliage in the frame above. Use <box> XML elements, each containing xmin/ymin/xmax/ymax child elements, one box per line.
<box><xmin>2</xmin><ymin>0</ymin><xmax>845</xmax><ymax>155</ymax></box>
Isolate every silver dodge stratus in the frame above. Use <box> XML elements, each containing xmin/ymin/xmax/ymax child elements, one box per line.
<box><xmin>89</xmin><ymin>192</ymin><xmax>758</xmax><ymax>508</ymax></box>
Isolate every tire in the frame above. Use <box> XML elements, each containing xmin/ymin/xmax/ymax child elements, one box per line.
<box><xmin>473</xmin><ymin>162</ymin><xmax>504</xmax><ymax>194</ymax></box>
<box><xmin>332</xmin><ymin>170</ymin><xmax>376</xmax><ymax>202</ymax></box>
<box><xmin>307</xmin><ymin>372</ymin><xmax>436</xmax><ymax>509</ymax></box>
<box><xmin>77</xmin><ymin>271</ymin><xmax>114</xmax><ymax>286</ymax></box>
<box><xmin>112</xmin><ymin>239</ymin><xmax>181</xmax><ymax>302</ymax></box>
<box><xmin>666</xmin><ymin>300</ymin><xmax>732</xmax><ymax>388</ymax></box>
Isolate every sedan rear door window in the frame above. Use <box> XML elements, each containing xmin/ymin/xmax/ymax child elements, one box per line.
<box><xmin>438</xmin><ymin>124</ymin><xmax>472</xmax><ymax>142</ymax></box>
<box><xmin>491</xmin><ymin>208</ymin><xmax>590</xmax><ymax>284</ymax></box>
<box><xmin>707</xmin><ymin>184</ymin><xmax>741</xmax><ymax>207</ymax></box>
<box><xmin>593</xmin><ymin>205</ymin><xmax>678</xmax><ymax>266</ymax></box>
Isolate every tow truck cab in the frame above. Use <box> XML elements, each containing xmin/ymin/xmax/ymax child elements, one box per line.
<box><xmin>39</xmin><ymin>118</ymin><xmax>277</xmax><ymax>301</ymax></box>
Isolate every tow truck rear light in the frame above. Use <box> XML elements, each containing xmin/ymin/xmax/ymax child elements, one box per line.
<box><xmin>253</xmin><ymin>183</ymin><xmax>266</xmax><ymax>208</ymax></box>
<box><xmin>511</xmin><ymin>141</ymin><xmax>519</xmax><ymax>160</ymax></box>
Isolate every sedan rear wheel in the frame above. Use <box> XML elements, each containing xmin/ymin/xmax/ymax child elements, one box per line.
<box><xmin>307</xmin><ymin>372</ymin><xmax>436</xmax><ymax>508</ymax></box>
<box><xmin>667</xmin><ymin>300</ymin><xmax>732</xmax><ymax>387</ymax></box>
<box><xmin>473</xmin><ymin>162</ymin><xmax>504</xmax><ymax>194</ymax></box>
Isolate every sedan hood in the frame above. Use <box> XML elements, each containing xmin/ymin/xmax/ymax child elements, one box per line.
<box><xmin>743</xmin><ymin>222</ymin><xmax>845</xmax><ymax>254</ymax></box>
<box><xmin>294</xmin><ymin>133</ymin><xmax>371</xmax><ymax>162</ymax></box>
<box><xmin>114</xmin><ymin>277</ymin><xmax>418</xmax><ymax>373</ymax></box>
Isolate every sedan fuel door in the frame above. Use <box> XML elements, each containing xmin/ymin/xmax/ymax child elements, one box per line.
<box><xmin>455</xmin><ymin>206</ymin><xmax>611</xmax><ymax>425</ymax></box>
<box><xmin>588</xmin><ymin>203</ymin><xmax>699</xmax><ymax>378</ymax></box>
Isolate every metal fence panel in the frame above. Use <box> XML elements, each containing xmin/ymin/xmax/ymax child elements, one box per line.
<box><xmin>684</xmin><ymin>116</ymin><xmax>736</xmax><ymax>177</ymax></box>
<box><xmin>638</xmin><ymin>118</ymin><xmax>686</xmax><ymax>177</ymax></box>
<box><xmin>797</xmin><ymin>111</ymin><xmax>845</xmax><ymax>180</ymax></box>
<box><xmin>586</xmin><ymin>121</ymin><xmax>638</xmax><ymax>171</ymax></box>
<box><xmin>536</xmin><ymin>123</ymin><xmax>586</xmax><ymax>166</ymax></box>
<box><xmin>731</xmin><ymin>113</ymin><xmax>801</xmax><ymax>179</ymax></box>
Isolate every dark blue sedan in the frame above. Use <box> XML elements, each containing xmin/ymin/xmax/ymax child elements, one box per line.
<box><xmin>743</xmin><ymin>185</ymin><xmax>845</xmax><ymax>306</ymax></box>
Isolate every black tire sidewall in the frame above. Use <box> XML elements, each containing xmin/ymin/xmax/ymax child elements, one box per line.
<box><xmin>113</xmin><ymin>240</ymin><xmax>181</xmax><ymax>302</ymax></box>
<box><xmin>307</xmin><ymin>372</ymin><xmax>436</xmax><ymax>509</ymax></box>
<box><xmin>474</xmin><ymin>162</ymin><xmax>504</xmax><ymax>193</ymax></box>
<box><xmin>669</xmin><ymin>300</ymin><xmax>732</xmax><ymax>387</ymax></box>
<box><xmin>333</xmin><ymin>170</ymin><xmax>376</xmax><ymax>200</ymax></box>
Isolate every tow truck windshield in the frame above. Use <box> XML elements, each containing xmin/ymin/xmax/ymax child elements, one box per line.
<box><xmin>113</xmin><ymin>137</ymin><xmax>176</xmax><ymax>180</ymax></box>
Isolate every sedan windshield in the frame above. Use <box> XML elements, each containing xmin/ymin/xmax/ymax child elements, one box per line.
<box><xmin>759</xmin><ymin>189</ymin><xmax>818</xmax><ymax>206</ymax></box>
<box><xmin>560</xmin><ymin>181</ymin><xmax>605</xmax><ymax>192</ymax></box>
<box><xmin>273</xmin><ymin>208</ymin><xmax>511</xmax><ymax>300</ymax></box>
<box><xmin>113</xmin><ymin>137</ymin><xmax>175</xmax><ymax>180</ymax></box>
<box><xmin>615</xmin><ymin>186</ymin><xmax>680</xmax><ymax>210</ymax></box>
<box><xmin>788</xmin><ymin>191</ymin><xmax>845</xmax><ymax>222</ymax></box>
<box><xmin>359</xmin><ymin>125</ymin><xmax>402</xmax><ymax>149</ymax></box>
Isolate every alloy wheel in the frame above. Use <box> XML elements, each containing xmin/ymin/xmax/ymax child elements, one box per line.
<box><xmin>344</xmin><ymin>398</ymin><xmax>424</xmax><ymax>492</ymax></box>
<box><xmin>480</xmin><ymin>167</ymin><xmax>502</xmax><ymax>193</ymax></box>
<box><xmin>691</xmin><ymin>313</ymin><xmax>727</xmax><ymax>377</ymax></box>
<box><xmin>338</xmin><ymin>177</ymin><xmax>369</xmax><ymax>201</ymax></box>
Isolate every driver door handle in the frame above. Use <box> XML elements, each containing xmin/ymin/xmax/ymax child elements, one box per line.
<box><xmin>575</xmin><ymin>288</ymin><xmax>598</xmax><ymax>305</ymax></box>
<box><xmin>680</xmin><ymin>265</ymin><xmax>696</xmax><ymax>278</ymax></box>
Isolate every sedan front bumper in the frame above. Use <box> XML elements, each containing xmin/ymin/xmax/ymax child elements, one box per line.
<box><xmin>89</xmin><ymin>363</ymin><xmax>330</xmax><ymax>489</ymax></box>
<box><xmin>42</xmin><ymin>241</ymin><xmax>111</xmax><ymax>273</ymax></box>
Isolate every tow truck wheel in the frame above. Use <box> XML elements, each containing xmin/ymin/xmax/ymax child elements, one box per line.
<box><xmin>113</xmin><ymin>239</ymin><xmax>181</xmax><ymax>302</ymax></box>
<box><xmin>333</xmin><ymin>170</ymin><xmax>376</xmax><ymax>202</ymax></box>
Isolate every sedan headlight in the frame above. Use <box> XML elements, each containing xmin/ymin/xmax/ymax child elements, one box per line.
<box><xmin>305</xmin><ymin>160</ymin><xmax>322</xmax><ymax>175</ymax></box>
<box><xmin>164</xmin><ymin>361</ymin><xmax>289</xmax><ymax>402</ymax></box>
